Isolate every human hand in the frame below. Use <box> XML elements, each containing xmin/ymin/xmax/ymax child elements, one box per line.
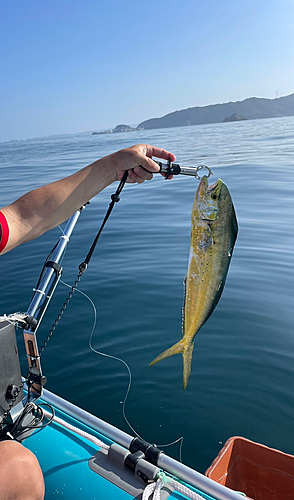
<box><xmin>112</xmin><ymin>144</ymin><xmax>176</xmax><ymax>183</ymax></box>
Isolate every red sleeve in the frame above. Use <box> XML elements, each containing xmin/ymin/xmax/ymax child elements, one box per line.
<box><xmin>0</xmin><ymin>212</ymin><xmax>9</xmax><ymax>253</ymax></box>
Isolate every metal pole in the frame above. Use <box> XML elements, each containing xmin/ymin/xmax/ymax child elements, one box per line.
<box><xmin>24</xmin><ymin>209</ymin><xmax>83</xmax><ymax>399</ymax></box>
<box><xmin>26</xmin><ymin>210</ymin><xmax>82</xmax><ymax>324</ymax></box>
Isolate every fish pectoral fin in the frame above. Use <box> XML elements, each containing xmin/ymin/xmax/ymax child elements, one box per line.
<box><xmin>149</xmin><ymin>340</ymin><xmax>185</xmax><ymax>367</ymax></box>
<box><xmin>183</xmin><ymin>342</ymin><xmax>194</xmax><ymax>390</ymax></box>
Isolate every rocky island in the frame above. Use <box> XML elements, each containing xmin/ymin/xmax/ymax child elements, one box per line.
<box><xmin>92</xmin><ymin>124</ymin><xmax>136</xmax><ymax>135</ymax></box>
<box><xmin>223</xmin><ymin>113</ymin><xmax>246</xmax><ymax>122</ymax></box>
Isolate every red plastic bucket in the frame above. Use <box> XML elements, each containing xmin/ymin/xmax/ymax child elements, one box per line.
<box><xmin>205</xmin><ymin>436</ymin><xmax>294</xmax><ymax>500</ymax></box>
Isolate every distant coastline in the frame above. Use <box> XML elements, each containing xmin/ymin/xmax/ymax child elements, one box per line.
<box><xmin>92</xmin><ymin>93</ymin><xmax>294</xmax><ymax>134</ymax></box>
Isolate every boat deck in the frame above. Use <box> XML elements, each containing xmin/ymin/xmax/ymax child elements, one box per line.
<box><xmin>23</xmin><ymin>399</ymin><xmax>215</xmax><ymax>500</ymax></box>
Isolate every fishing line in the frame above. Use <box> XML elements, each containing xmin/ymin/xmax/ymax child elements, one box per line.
<box><xmin>60</xmin><ymin>279</ymin><xmax>184</xmax><ymax>461</ymax></box>
<box><xmin>60</xmin><ymin>280</ymin><xmax>138</xmax><ymax>438</ymax></box>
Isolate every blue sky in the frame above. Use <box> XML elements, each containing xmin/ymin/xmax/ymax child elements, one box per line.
<box><xmin>1</xmin><ymin>0</ymin><xmax>294</xmax><ymax>141</ymax></box>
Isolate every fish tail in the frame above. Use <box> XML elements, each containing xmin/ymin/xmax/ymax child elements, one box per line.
<box><xmin>149</xmin><ymin>340</ymin><xmax>194</xmax><ymax>389</ymax></box>
<box><xmin>183</xmin><ymin>342</ymin><xmax>194</xmax><ymax>390</ymax></box>
<box><xmin>149</xmin><ymin>340</ymin><xmax>185</xmax><ymax>367</ymax></box>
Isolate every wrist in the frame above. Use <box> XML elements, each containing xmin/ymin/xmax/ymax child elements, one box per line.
<box><xmin>88</xmin><ymin>154</ymin><xmax>117</xmax><ymax>190</ymax></box>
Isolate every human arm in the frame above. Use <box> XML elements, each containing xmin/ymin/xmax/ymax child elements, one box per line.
<box><xmin>0</xmin><ymin>144</ymin><xmax>175</xmax><ymax>254</ymax></box>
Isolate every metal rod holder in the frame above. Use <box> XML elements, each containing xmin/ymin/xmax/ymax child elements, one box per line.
<box><xmin>23</xmin><ymin>208</ymin><xmax>84</xmax><ymax>400</ymax></box>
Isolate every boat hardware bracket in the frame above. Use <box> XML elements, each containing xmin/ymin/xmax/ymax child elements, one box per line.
<box><xmin>130</xmin><ymin>437</ymin><xmax>164</xmax><ymax>466</ymax></box>
<box><xmin>89</xmin><ymin>443</ymin><xmax>174</xmax><ymax>499</ymax></box>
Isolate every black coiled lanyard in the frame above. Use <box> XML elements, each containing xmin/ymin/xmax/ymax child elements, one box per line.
<box><xmin>39</xmin><ymin>170</ymin><xmax>129</xmax><ymax>355</ymax></box>
<box><xmin>79</xmin><ymin>170</ymin><xmax>128</xmax><ymax>274</ymax></box>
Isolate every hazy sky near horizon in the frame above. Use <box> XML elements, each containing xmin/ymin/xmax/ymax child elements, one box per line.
<box><xmin>1</xmin><ymin>0</ymin><xmax>294</xmax><ymax>142</ymax></box>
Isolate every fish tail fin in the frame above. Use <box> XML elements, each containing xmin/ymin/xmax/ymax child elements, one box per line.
<box><xmin>183</xmin><ymin>342</ymin><xmax>194</xmax><ymax>390</ymax></box>
<box><xmin>149</xmin><ymin>340</ymin><xmax>185</xmax><ymax>367</ymax></box>
<box><xmin>149</xmin><ymin>340</ymin><xmax>194</xmax><ymax>389</ymax></box>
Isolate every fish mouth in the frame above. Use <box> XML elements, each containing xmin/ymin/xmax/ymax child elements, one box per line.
<box><xmin>207</xmin><ymin>179</ymin><xmax>222</xmax><ymax>194</ymax></box>
<box><xmin>196</xmin><ymin>177</ymin><xmax>223</xmax><ymax>206</ymax></box>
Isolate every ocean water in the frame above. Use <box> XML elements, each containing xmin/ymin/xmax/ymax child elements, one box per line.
<box><xmin>1</xmin><ymin>116</ymin><xmax>294</xmax><ymax>473</ymax></box>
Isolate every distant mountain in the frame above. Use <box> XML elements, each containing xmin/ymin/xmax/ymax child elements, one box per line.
<box><xmin>137</xmin><ymin>93</ymin><xmax>294</xmax><ymax>130</ymax></box>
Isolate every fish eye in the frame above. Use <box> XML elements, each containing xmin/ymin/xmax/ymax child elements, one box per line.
<box><xmin>211</xmin><ymin>193</ymin><xmax>218</xmax><ymax>200</ymax></box>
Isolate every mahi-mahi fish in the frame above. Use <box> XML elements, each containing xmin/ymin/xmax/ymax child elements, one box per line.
<box><xmin>150</xmin><ymin>176</ymin><xmax>238</xmax><ymax>389</ymax></box>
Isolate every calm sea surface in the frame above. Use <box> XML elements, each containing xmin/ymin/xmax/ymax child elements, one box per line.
<box><xmin>1</xmin><ymin>117</ymin><xmax>294</xmax><ymax>473</ymax></box>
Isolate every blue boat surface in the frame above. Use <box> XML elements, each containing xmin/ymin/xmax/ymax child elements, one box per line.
<box><xmin>21</xmin><ymin>387</ymin><xmax>242</xmax><ymax>500</ymax></box>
